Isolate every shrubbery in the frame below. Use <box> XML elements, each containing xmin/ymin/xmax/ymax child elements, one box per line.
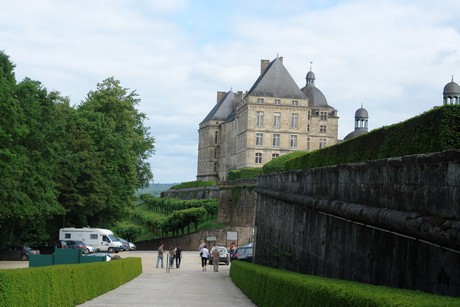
<box><xmin>283</xmin><ymin>105</ymin><xmax>460</xmax><ymax>171</ymax></box>
<box><xmin>0</xmin><ymin>257</ymin><xmax>142</xmax><ymax>306</ymax></box>
<box><xmin>170</xmin><ymin>180</ymin><xmax>216</xmax><ymax>189</ymax></box>
<box><xmin>262</xmin><ymin>151</ymin><xmax>306</xmax><ymax>174</ymax></box>
<box><xmin>227</xmin><ymin>167</ymin><xmax>263</xmax><ymax>181</ymax></box>
<box><xmin>230</xmin><ymin>261</ymin><xmax>460</xmax><ymax>306</ymax></box>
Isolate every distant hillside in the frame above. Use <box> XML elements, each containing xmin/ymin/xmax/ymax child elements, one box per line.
<box><xmin>137</xmin><ymin>183</ymin><xmax>176</xmax><ymax>197</ymax></box>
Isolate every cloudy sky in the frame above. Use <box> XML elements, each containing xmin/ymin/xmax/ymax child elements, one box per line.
<box><xmin>1</xmin><ymin>0</ymin><xmax>459</xmax><ymax>183</ymax></box>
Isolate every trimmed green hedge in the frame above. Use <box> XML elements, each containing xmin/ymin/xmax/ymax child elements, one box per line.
<box><xmin>262</xmin><ymin>151</ymin><xmax>307</xmax><ymax>173</ymax></box>
<box><xmin>170</xmin><ymin>180</ymin><xmax>216</xmax><ymax>189</ymax></box>
<box><xmin>227</xmin><ymin>167</ymin><xmax>263</xmax><ymax>181</ymax></box>
<box><xmin>230</xmin><ymin>261</ymin><xmax>460</xmax><ymax>306</ymax></box>
<box><xmin>283</xmin><ymin>105</ymin><xmax>460</xmax><ymax>171</ymax></box>
<box><xmin>0</xmin><ymin>257</ymin><xmax>142</xmax><ymax>306</ymax></box>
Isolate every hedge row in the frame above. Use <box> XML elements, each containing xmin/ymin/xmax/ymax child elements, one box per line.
<box><xmin>170</xmin><ymin>180</ymin><xmax>216</xmax><ymax>189</ymax></box>
<box><xmin>285</xmin><ymin>105</ymin><xmax>460</xmax><ymax>171</ymax></box>
<box><xmin>227</xmin><ymin>167</ymin><xmax>263</xmax><ymax>181</ymax></box>
<box><xmin>0</xmin><ymin>257</ymin><xmax>142</xmax><ymax>307</ymax></box>
<box><xmin>230</xmin><ymin>261</ymin><xmax>460</xmax><ymax>306</ymax></box>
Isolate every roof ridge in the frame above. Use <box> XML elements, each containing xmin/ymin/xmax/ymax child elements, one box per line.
<box><xmin>245</xmin><ymin>58</ymin><xmax>306</xmax><ymax>100</ymax></box>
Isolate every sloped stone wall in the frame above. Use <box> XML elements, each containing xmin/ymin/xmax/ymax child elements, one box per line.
<box><xmin>254</xmin><ymin>150</ymin><xmax>460</xmax><ymax>296</ymax></box>
<box><xmin>162</xmin><ymin>186</ymin><xmax>220</xmax><ymax>200</ymax></box>
<box><xmin>217</xmin><ymin>179</ymin><xmax>257</xmax><ymax>227</ymax></box>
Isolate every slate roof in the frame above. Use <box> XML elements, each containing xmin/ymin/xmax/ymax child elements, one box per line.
<box><xmin>200</xmin><ymin>91</ymin><xmax>235</xmax><ymax>124</ymax></box>
<box><xmin>245</xmin><ymin>57</ymin><xmax>306</xmax><ymax>99</ymax></box>
<box><xmin>301</xmin><ymin>85</ymin><xmax>329</xmax><ymax>107</ymax></box>
<box><xmin>343</xmin><ymin>128</ymin><xmax>368</xmax><ymax>141</ymax></box>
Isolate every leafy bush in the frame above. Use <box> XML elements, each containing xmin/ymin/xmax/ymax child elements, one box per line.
<box><xmin>230</xmin><ymin>261</ymin><xmax>460</xmax><ymax>306</ymax></box>
<box><xmin>113</xmin><ymin>222</ymin><xmax>144</xmax><ymax>242</ymax></box>
<box><xmin>286</xmin><ymin>105</ymin><xmax>460</xmax><ymax>171</ymax></box>
<box><xmin>227</xmin><ymin>167</ymin><xmax>263</xmax><ymax>181</ymax></box>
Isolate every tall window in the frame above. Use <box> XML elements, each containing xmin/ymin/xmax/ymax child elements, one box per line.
<box><xmin>319</xmin><ymin>138</ymin><xmax>326</xmax><ymax>149</ymax></box>
<box><xmin>255</xmin><ymin>153</ymin><xmax>262</xmax><ymax>163</ymax></box>
<box><xmin>257</xmin><ymin>98</ymin><xmax>264</xmax><ymax>104</ymax></box>
<box><xmin>320</xmin><ymin>111</ymin><xmax>328</xmax><ymax>121</ymax></box>
<box><xmin>214</xmin><ymin>131</ymin><xmax>218</xmax><ymax>144</ymax></box>
<box><xmin>290</xmin><ymin>134</ymin><xmax>298</xmax><ymax>148</ymax></box>
<box><xmin>274</xmin><ymin>99</ymin><xmax>281</xmax><ymax>105</ymax></box>
<box><xmin>320</xmin><ymin>125</ymin><xmax>327</xmax><ymax>133</ymax></box>
<box><xmin>307</xmin><ymin>124</ymin><xmax>310</xmax><ymax>132</ymax></box>
<box><xmin>213</xmin><ymin>162</ymin><xmax>217</xmax><ymax>172</ymax></box>
<box><xmin>256</xmin><ymin>111</ymin><xmax>264</xmax><ymax>127</ymax></box>
<box><xmin>273</xmin><ymin>112</ymin><xmax>281</xmax><ymax>128</ymax></box>
<box><xmin>255</xmin><ymin>132</ymin><xmax>263</xmax><ymax>146</ymax></box>
<box><xmin>290</xmin><ymin>113</ymin><xmax>298</xmax><ymax>128</ymax></box>
<box><xmin>214</xmin><ymin>148</ymin><xmax>218</xmax><ymax>159</ymax></box>
<box><xmin>307</xmin><ymin>137</ymin><xmax>311</xmax><ymax>151</ymax></box>
<box><xmin>308</xmin><ymin>110</ymin><xmax>311</xmax><ymax>120</ymax></box>
<box><xmin>292</xmin><ymin>100</ymin><xmax>299</xmax><ymax>106</ymax></box>
<box><xmin>272</xmin><ymin>133</ymin><xmax>280</xmax><ymax>147</ymax></box>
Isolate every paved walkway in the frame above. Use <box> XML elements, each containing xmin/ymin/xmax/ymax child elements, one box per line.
<box><xmin>78</xmin><ymin>251</ymin><xmax>256</xmax><ymax>307</ymax></box>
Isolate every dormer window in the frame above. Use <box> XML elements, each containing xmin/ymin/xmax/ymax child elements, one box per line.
<box><xmin>274</xmin><ymin>99</ymin><xmax>281</xmax><ymax>105</ymax></box>
<box><xmin>257</xmin><ymin>98</ymin><xmax>264</xmax><ymax>104</ymax></box>
<box><xmin>292</xmin><ymin>100</ymin><xmax>299</xmax><ymax>106</ymax></box>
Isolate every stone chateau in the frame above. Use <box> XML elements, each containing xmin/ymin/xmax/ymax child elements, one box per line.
<box><xmin>197</xmin><ymin>56</ymin><xmax>339</xmax><ymax>182</ymax></box>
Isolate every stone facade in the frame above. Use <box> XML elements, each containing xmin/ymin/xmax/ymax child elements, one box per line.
<box><xmin>197</xmin><ymin>57</ymin><xmax>339</xmax><ymax>182</ymax></box>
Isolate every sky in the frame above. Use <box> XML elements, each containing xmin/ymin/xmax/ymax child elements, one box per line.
<box><xmin>1</xmin><ymin>0</ymin><xmax>459</xmax><ymax>183</ymax></box>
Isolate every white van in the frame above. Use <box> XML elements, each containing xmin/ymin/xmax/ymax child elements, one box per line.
<box><xmin>59</xmin><ymin>228</ymin><xmax>123</xmax><ymax>253</ymax></box>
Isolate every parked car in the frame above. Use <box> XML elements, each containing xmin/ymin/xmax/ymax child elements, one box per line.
<box><xmin>233</xmin><ymin>246</ymin><xmax>253</xmax><ymax>262</ymax></box>
<box><xmin>209</xmin><ymin>246</ymin><xmax>230</xmax><ymax>265</ymax></box>
<box><xmin>117</xmin><ymin>238</ymin><xmax>130</xmax><ymax>251</ymax></box>
<box><xmin>0</xmin><ymin>245</ymin><xmax>40</xmax><ymax>261</ymax></box>
<box><xmin>85</xmin><ymin>253</ymin><xmax>112</xmax><ymax>261</ymax></box>
<box><xmin>128</xmin><ymin>242</ymin><xmax>136</xmax><ymax>251</ymax></box>
<box><xmin>30</xmin><ymin>241</ymin><xmax>66</xmax><ymax>254</ymax></box>
<box><xmin>63</xmin><ymin>240</ymin><xmax>95</xmax><ymax>254</ymax></box>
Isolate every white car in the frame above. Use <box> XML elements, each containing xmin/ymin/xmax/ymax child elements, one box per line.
<box><xmin>128</xmin><ymin>242</ymin><xmax>136</xmax><ymax>251</ymax></box>
<box><xmin>209</xmin><ymin>246</ymin><xmax>230</xmax><ymax>265</ymax></box>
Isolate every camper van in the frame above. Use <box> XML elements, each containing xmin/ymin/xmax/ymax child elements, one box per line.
<box><xmin>59</xmin><ymin>228</ymin><xmax>122</xmax><ymax>253</ymax></box>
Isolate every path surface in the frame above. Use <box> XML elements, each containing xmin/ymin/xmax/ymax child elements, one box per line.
<box><xmin>78</xmin><ymin>250</ymin><xmax>256</xmax><ymax>307</ymax></box>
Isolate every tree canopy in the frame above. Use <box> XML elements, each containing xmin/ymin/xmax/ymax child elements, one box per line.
<box><xmin>0</xmin><ymin>51</ymin><xmax>155</xmax><ymax>246</ymax></box>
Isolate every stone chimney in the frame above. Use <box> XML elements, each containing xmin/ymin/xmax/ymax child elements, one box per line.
<box><xmin>216</xmin><ymin>91</ymin><xmax>226</xmax><ymax>104</ymax></box>
<box><xmin>260</xmin><ymin>59</ymin><xmax>270</xmax><ymax>75</ymax></box>
<box><xmin>279</xmin><ymin>56</ymin><xmax>283</xmax><ymax>63</ymax></box>
<box><xmin>236</xmin><ymin>91</ymin><xmax>243</xmax><ymax>102</ymax></box>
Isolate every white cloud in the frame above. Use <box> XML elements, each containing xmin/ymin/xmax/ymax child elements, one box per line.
<box><xmin>1</xmin><ymin>0</ymin><xmax>459</xmax><ymax>182</ymax></box>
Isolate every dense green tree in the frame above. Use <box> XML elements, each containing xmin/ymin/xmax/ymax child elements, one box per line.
<box><xmin>53</xmin><ymin>102</ymin><xmax>110</xmax><ymax>228</ymax></box>
<box><xmin>0</xmin><ymin>52</ymin><xmax>66</xmax><ymax>245</ymax></box>
<box><xmin>77</xmin><ymin>77</ymin><xmax>154</xmax><ymax>226</ymax></box>
<box><xmin>0</xmin><ymin>52</ymin><xmax>155</xmax><ymax>245</ymax></box>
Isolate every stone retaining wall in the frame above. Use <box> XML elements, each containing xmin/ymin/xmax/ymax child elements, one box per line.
<box><xmin>254</xmin><ymin>150</ymin><xmax>460</xmax><ymax>296</ymax></box>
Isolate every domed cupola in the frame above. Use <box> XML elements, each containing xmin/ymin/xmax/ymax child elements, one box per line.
<box><xmin>355</xmin><ymin>106</ymin><xmax>368</xmax><ymax>119</ymax></box>
<box><xmin>306</xmin><ymin>68</ymin><xmax>316</xmax><ymax>86</ymax></box>
<box><xmin>443</xmin><ymin>76</ymin><xmax>460</xmax><ymax>105</ymax></box>
<box><xmin>343</xmin><ymin>104</ymin><xmax>369</xmax><ymax>141</ymax></box>
<box><xmin>301</xmin><ymin>62</ymin><xmax>329</xmax><ymax>107</ymax></box>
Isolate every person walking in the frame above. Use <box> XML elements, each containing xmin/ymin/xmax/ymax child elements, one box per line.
<box><xmin>169</xmin><ymin>246</ymin><xmax>175</xmax><ymax>269</ymax></box>
<box><xmin>175</xmin><ymin>244</ymin><xmax>182</xmax><ymax>268</ymax></box>
<box><xmin>200</xmin><ymin>244</ymin><xmax>209</xmax><ymax>271</ymax></box>
<box><xmin>229</xmin><ymin>242</ymin><xmax>236</xmax><ymax>260</ymax></box>
<box><xmin>156</xmin><ymin>243</ymin><xmax>164</xmax><ymax>268</ymax></box>
<box><xmin>211</xmin><ymin>246</ymin><xmax>220</xmax><ymax>272</ymax></box>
